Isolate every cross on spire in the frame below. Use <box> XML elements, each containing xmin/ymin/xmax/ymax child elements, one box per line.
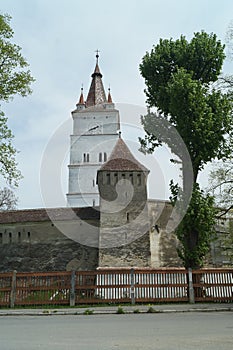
<box><xmin>95</xmin><ymin>49</ymin><xmax>100</xmax><ymax>62</ymax></box>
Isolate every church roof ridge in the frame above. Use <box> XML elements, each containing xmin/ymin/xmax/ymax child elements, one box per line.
<box><xmin>100</xmin><ymin>136</ymin><xmax>149</xmax><ymax>172</ymax></box>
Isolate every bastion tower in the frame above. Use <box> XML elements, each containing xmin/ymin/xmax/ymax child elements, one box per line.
<box><xmin>67</xmin><ymin>53</ymin><xmax>120</xmax><ymax>207</ymax></box>
<box><xmin>97</xmin><ymin>135</ymin><xmax>151</xmax><ymax>267</ymax></box>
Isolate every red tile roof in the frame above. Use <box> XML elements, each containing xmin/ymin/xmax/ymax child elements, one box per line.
<box><xmin>100</xmin><ymin>137</ymin><xmax>149</xmax><ymax>172</ymax></box>
<box><xmin>76</xmin><ymin>88</ymin><xmax>85</xmax><ymax>105</ymax></box>
<box><xmin>0</xmin><ymin>207</ymin><xmax>100</xmax><ymax>224</ymax></box>
<box><xmin>107</xmin><ymin>89</ymin><xmax>113</xmax><ymax>103</ymax></box>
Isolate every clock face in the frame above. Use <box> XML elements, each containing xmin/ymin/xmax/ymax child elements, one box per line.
<box><xmin>87</xmin><ymin>123</ymin><xmax>102</xmax><ymax>134</ymax></box>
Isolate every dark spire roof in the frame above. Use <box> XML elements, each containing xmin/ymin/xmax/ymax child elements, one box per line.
<box><xmin>107</xmin><ymin>87</ymin><xmax>113</xmax><ymax>103</ymax></box>
<box><xmin>76</xmin><ymin>87</ymin><xmax>85</xmax><ymax>106</ymax></box>
<box><xmin>85</xmin><ymin>52</ymin><xmax>107</xmax><ymax>107</ymax></box>
<box><xmin>100</xmin><ymin>137</ymin><xmax>149</xmax><ymax>172</ymax></box>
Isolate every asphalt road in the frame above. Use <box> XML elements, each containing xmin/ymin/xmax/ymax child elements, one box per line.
<box><xmin>0</xmin><ymin>312</ymin><xmax>232</xmax><ymax>350</ymax></box>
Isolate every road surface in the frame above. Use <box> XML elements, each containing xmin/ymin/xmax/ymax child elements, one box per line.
<box><xmin>0</xmin><ymin>312</ymin><xmax>232</xmax><ymax>349</ymax></box>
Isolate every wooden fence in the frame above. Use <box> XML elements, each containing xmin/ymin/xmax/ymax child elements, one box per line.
<box><xmin>0</xmin><ymin>268</ymin><xmax>232</xmax><ymax>307</ymax></box>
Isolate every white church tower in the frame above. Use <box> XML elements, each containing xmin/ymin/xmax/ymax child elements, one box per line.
<box><xmin>67</xmin><ymin>53</ymin><xmax>120</xmax><ymax>207</ymax></box>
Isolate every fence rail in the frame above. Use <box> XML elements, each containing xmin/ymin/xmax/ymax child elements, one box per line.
<box><xmin>0</xmin><ymin>268</ymin><xmax>232</xmax><ymax>307</ymax></box>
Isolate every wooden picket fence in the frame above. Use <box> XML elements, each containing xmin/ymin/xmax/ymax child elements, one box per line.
<box><xmin>0</xmin><ymin>268</ymin><xmax>232</xmax><ymax>307</ymax></box>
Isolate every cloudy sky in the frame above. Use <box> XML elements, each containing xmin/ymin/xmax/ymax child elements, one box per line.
<box><xmin>1</xmin><ymin>0</ymin><xmax>233</xmax><ymax>209</ymax></box>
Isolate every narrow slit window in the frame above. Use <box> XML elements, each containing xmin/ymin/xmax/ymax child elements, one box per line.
<box><xmin>9</xmin><ymin>232</ymin><xmax>12</xmax><ymax>243</ymax></box>
<box><xmin>18</xmin><ymin>232</ymin><xmax>21</xmax><ymax>243</ymax></box>
<box><xmin>129</xmin><ymin>173</ymin><xmax>133</xmax><ymax>184</ymax></box>
<box><xmin>86</xmin><ymin>153</ymin><xmax>90</xmax><ymax>162</ymax></box>
<box><xmin>114</xmin><ymin>173</ymin><xmax>118</xmax><ymax>184</ymax></box>
<box><xmin>106</xmin><ymin>173</ymin><xmax>111</xmax><ymax>185</ymax></box>
<box><xmin>0</xmin><ymin>233</ymin><xmax>2</xmax><ymax>244</ymax></box>
<box><xmin>99</xmin><ymin>153</ymin><xmax>102</xmax><ymax>162</ymax></box>
<box><xmin>104</xmin><ymin>152</ymin><xmax>107</xmax><ymax>162</ymax></box>
<box><xmin>137</xmin><ymin>174</ymin><xmax>141</xmax><ymax>186</ymax></box>
<box><xmin>83</xmin><ymin>153</ymin><xmax>86</xmax><ymax>162</ymax></box>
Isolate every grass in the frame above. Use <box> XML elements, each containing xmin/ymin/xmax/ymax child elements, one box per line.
<box><xmin>133</xmin><ymin>308</ymin><xmax>140</xmax><ymax>313</ymax></box>
<box><xmin>83</xmin><ymin>309</ymin><xmax>94</xmax><ymax>315</ymax></box>
<box><xmin>147</xmin><ymin>306</ymin><xmax>158</xmax><ymax>313</ymax></box>
<box><xmin>116</xmin><ymin>306</ymin><xmax>125</xmax><ymax>314</ymax></box>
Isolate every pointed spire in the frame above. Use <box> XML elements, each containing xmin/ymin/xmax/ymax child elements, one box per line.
<box><xmin>76</xmin><ymin>86</ymin><xmax>85</xmax><ymax>106</ymax></box>
<box><xmin>107</xmin><ymin>87</ymin><xmax>113</xmax><ymax>103</ymax></box>
<box><xmin>86</xmin><ymin>51</ymin><xmax>107</xmax><ymax>107</ymax></box>
<box><xmin>93</xmin><ymin>50</ymin><xmax>101</xmax><ymax>75</ymax></box>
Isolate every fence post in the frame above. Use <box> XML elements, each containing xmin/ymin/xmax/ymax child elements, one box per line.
<box><xmin>10</xmin><ymin>270</ymin><xmax>17</xmax><ymax>308</ymax></box>
<box><xmin>188</xmin><ymin>268</ymin><xmax>195</xmax><ymax>304</ymax></box>
<box><xmin>70</xmin><ymin>270</ymin><xmax>76</xmax><ymax>307</ymax></box>
<box><xmin>130</xmin><ymin>268</ymin><xmax>135</xmax><ymax>305</ymax></box>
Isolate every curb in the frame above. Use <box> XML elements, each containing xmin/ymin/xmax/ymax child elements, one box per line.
<box><xmin>0</xmin><ymin>306</ymin><xmax>233</xmax><ymax>316</ymax></box>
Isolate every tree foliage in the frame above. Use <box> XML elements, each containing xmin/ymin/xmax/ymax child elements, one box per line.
<box><xmin>0</xmin><ymin>14</ymin><xmax>34</xmax><ymax>101</ymax></box>
<box><xmin>170</xmin><ymin>183</ymin><xmax>216</xmax><ymax>269</ymax></box>
<box><xmin>208</xmin><ymin>159</ymin><xmax>233</xmax><ymax>211</ymax></box>
<box><xmin>0</xmin><ymin>111</ymin><xmax>21</xmax><ymax>186</ymax></box>
<box><xmin>0</xmin><ymin>13</ymin><xmax>34</xmax><ymax>187</ymax></box>
<box><xmin>139</xmin><ymin>31</ymin><xmax>233</xmax><ymax>268</ymax></box>
<box><xmin>0</xmin><ymin>186</ymin><xmax>17</xmax><ymax>210</ymax></box>
<box><xmin>140</xmin><ymin>31</ymin><xmax>233</xmax><ymax>182</ymax></box>
<box><xmin>223</xmin><ymin>219</ymin><xmax>233</xmax><ymax>264</ymax></box>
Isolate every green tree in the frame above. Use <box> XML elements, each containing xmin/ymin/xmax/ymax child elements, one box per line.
<box><xmin>0</xmin><ymin>13</ymin><xmax>34</xmax><ymax>187</ymax></box>
<box><xmin>170</xmin><ymin>183</ymin><xmax>216</xmax><ymax>268</ymax></box>
<box><xmin>139</xmin><ymin>31</ymin><xmax>233</xmax><ymax>268</ymax></box>
<box><xmin>209</xmin><ymin>159</ymin><xmax>233</xmax><ymax>211</ymax></box>
<box><xmin>208</xmin><ymin>159</ymin><xmax>233</xmax><ymax>265</ymax></box>
<box><xmin>223</xmin><ymin>218</ymin><xmax>233</xmax><ymax>264</ymax></box>
<box><xmin>0</xmin><ymin>186</ymin><xmax>17</xmax><ymax>210</ymax></box>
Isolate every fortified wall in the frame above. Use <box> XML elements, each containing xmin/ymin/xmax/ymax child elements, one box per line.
<box><xmin>0</xmin><ymin>201</ymin><xmax>230</xmax><ymax>272</ymax></box>
<box><xmin>0</xmin><ymin>208</ymin><xmax>99</xmax><ymax>272</ymax></box>
<box><xmin>0</xmin><ymin>201</ymin><xmax>183</xmax><ymax>272</ymax></box>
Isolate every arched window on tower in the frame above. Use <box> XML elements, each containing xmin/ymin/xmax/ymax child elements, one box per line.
<box><xmin>104</xmin><ymin>152</ymin><xmax>107</xmax><ymax>162</ymax></box>
<box><xmin>83</xmin><ymin>153</ymin><xmax>90</xmax><ymax>162</ymax></box>
<box><xmin>99</xmin><ymin>153</ymin><xmax>102</xmax><ymax>162</ymax></box>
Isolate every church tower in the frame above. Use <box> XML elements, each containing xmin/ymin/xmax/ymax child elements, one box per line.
<box><xmin>67</xmin><ymin>53</ymin><xmax>120</xmax><ymax>207</ymax></box>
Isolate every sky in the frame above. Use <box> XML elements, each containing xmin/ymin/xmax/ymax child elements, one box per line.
<box><xmin>1</xmin><ymin>0</ymin><xmax>233</xmax><ymax>209</ymax></box>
